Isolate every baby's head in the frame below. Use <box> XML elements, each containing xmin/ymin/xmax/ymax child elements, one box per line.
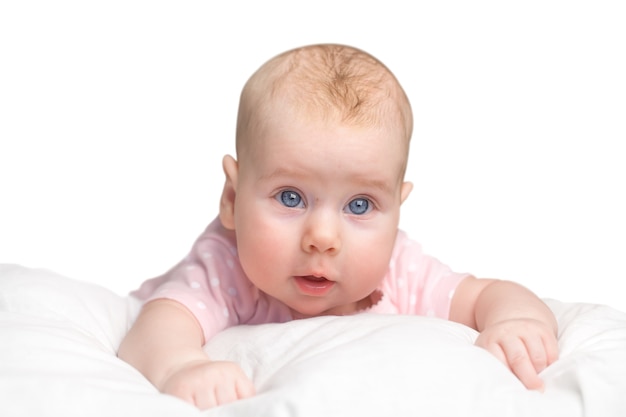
<box><xmin>220</xmin><ymin>44</ymin><xmax>415</xmax><ymax>318</ymax></box>
<box><xmin>235</xmin><ymin>43</ymin><xmax>413</xmax><ymax>175</ymax></box>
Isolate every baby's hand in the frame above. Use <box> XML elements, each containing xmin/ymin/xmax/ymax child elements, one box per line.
<box><xmin>474</xmin><ymin>318</ymin><xmax>559</xmax><ymax>390</ymax></box>
<box><xmin>159</xmin><ymin>360</ymin><xmax>255</xmax><ymax>410</ymax></box>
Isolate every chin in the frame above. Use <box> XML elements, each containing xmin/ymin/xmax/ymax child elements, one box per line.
<box><xmin>289</xmin><ymin>303</ymin><xmax>335</xmax><ymax>319</ymax></box>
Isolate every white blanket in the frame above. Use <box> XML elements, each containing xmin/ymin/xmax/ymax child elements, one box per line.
<box><xmin>1</xmin><ymin>264</ymin><xmax>625</xmax><ymax>417</ymax></box>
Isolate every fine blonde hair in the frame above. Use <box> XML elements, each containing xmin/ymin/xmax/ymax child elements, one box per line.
<box><xmin>236</xmin><ymin>44</ymin><xmax>413</xmax><ymax>167</ymax></box>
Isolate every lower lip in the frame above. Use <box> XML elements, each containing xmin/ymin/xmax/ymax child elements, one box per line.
<box><xmin>294</xmin><ymin>276</ymin><xmax>335</xmax><ymax>296</ymax></box>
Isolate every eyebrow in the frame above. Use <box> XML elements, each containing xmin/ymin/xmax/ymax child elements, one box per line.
<box><xmin>259</xmin><ymin>167</ymin><xmax>397</xmax><ymax>194</ymax></box>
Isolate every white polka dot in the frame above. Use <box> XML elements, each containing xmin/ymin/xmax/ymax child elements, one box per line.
<box><xmin>409</xmin><ymin>294</ymin><xmax>417</xmax><ymax>306</ymax></box>
<box><xmin>389</xmin><ymin>260</ymin><xmax>396</xmax><ymax>269</ymax></box>
<box><xmin>190</xmin><ymin>281</ymin><xmax>201</xmax><ymax>289</ymax></box>
<box><xmin>223</xmin><ymin>308</ymin><xmax>230</xmax><ymax>317</ymax></box>
<box><xmin>227</xmin><ymin>287</ymin><xmax>238</xmax><ymax>297</ymax></box>
<box><xmin>397</xmin><ymin>278</ymin><xmax>405</xmax><ymax>288</ymax></box>
<box><xmin>229</xmin><ymin>247</ymin><xmax>238</xmax><ymax>256</ymax></box>
<box><xmin>407</xmin><ymin>263</ymin><xmax>417</xmax><ymax>272</ymax></box>
<box><xmin>197</xmin><ymin>301</ymin><xmax>207</xmax><ymax>310</ymax></box>
<box><xmin>210</xmin><ymin>277</ymin><xmax>220</xmax><ymax>287</ymax></box>
<box><xmin>226</xmin><ymin>259</ymin><xmax>235</xmax><ymax>269</ymax></box>
<box><xmin>426</xmin><ymin>309</ymin><xmax>435</xmax><ymax>317</ymax></box>
<box><xmin>201</xmin><ymin>252</ymin><xmax>212</xmax><ymax>259</ymax></box>
<box><xmin>448</xmin><ymin>289</ymin><xmax>455</xmax><ymax>299</ymax></box>
<box><xmin>157</xmin><ymin>288</ymin><xmax>169</xmax><ymax>294</ymax></box>
<box><xmin>185</xmin><ymin>264</ymin><xmax>196</xmax><ymax>271</ymax></box>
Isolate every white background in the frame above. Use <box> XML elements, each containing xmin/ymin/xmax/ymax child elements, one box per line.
<box><xmin>1</xmin><ymin>1</ymin><xmax>624</xmax><ymax>313</ymax></box>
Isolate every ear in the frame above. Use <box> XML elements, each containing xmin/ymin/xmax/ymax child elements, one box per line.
<box><xmin>219</xmin><ymin>155</ymin><xmax>239</xmax><ymax>230</ymax></box>
<box><xmin>400</xmin><ymin>181</ymin><xmax>413</xmax><ymax>204</ymax></box>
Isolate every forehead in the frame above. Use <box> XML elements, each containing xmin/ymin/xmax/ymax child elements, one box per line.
<box><xmin>241</xmin><ymin>111</ymin><xmax>408</xmax><ymax>187</ymax></box>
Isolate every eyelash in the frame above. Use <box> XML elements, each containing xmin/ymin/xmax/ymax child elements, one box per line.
<box><xmin>274</xmin><ymin>190</ymin><xmax>374</xmax><ymax>215</ymax></box>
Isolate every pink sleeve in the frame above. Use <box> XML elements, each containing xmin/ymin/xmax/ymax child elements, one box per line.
<box><xmin>131</xmin><ymin>220</ymin><xmax>292</xmax><ymax>342</ymax></box>
<box><xmin>131</xmin><ymin>241</ymin><xmax>240</xmax><ymax>341</ymax></box>
<box><xmin>382</xmin><ymin>231</ymin><xmax>470</xmax><ymax>319</ymax></box>
<box><xmin>131</xmin><ymin>221</ymin><xmax>256</xmax><ymax>342</ymax></box>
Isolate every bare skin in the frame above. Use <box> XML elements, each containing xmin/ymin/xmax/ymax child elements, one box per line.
<box><xmin>118</xmin><ymin>299</ymin><xmax>255</xmax><ymax>409</ymax></box>
<box><xmin>450</xmin><ymin>277</ymin><xmax>559</xmax><ymax>391</ymax></box>
<box><xmin>118</xmin><ymin>43</ymin><xmax>559</xmax><ymax>410</ymax></box>
<box><xmin>118</xmin><ymin>276</ymin><xmax>558</xmax><ymax>408</ymax></box>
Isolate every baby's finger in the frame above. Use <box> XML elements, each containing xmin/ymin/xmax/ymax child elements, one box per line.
<box><xmin>212</xmin><ymin>374</ymin><xmax>255</xmax><ymax>406</ymax></box>
<box><xmin>193</xmin><ymin>388</ymin><xmax>218</xmax><ymax>410</ymax></box>
<box><xmin>543</xmin><ymin>333</ymin><xmax>560</xmax><ymax>366</ymax></box>
<box><xmin>214</xmin><ymin>382</ymin><xmax>241</xmax><ymax>407</ymax></box>
<box><xmin>481</xmin><ymin>341</ymin><xmax>509</xmax><ymax>370</ymax></box>
<box><xmin>236</xmin><ymin>377</ymin><xmax>256</xmax><ymax>400</ymax></box>
<box><xmin>524</xmin><ymin>335</ymin><xmax>550</xmax><ymax>373</ymax></box>
<box><xmin>500</xmin><ymin>338</ymin><xmax>544</xmax><ymax>391</ymax></box>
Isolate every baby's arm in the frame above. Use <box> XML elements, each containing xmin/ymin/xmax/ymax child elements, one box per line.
<box><xmin>449</xmin><ymin>277</ymin><xmax>559</xmax><ymax>390</ymax></box>
<box><xmin>117</xmin><ymin>299</ymin><xmax>255</xmax><ymax>409</ymax></box>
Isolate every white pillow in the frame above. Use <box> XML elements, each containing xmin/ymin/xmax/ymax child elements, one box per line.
<box><xmin>205</xmin><ymin>303</ymin><xmax>626</xmax><ymax>417</ymax></box>
<box><xmin>2</xmin><ymin>264</ymin><xmax>626</xmax><ymax>417</ymax></box>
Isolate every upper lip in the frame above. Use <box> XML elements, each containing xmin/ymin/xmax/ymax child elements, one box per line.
<box><xmin>299</xmin><ymin>275</ymin><xmax>330</xmax><ymax>282</ymax></box>
<box><xmin>296</xmin><ymin>271</ymin><xmax>335</xmax><ymax>282</ymax></box>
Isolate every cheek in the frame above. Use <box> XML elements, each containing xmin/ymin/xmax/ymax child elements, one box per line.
<box><xmin>343</xmin><ymin>228</ymin><xmax>397</xmax><ymax>287</ymax></box>
<box><xmin>352</xmin><ymin>245</ymin><xmax>389</xmax><ymax>282</ymax></box>
<box><xmin>234</xmin><ymin>210</ymin><xmax>292</xmax><ymax>280</ymax></box>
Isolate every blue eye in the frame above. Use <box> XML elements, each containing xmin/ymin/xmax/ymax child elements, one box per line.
<box><xmin>346</xmin><ymin>198</ymin><xmax>370</xmax><ymax>215</ymax></box>
<box><xmin>279</xmin><ymin>190</ymin><xmax>303</xmax><ymax>208</ymax></box>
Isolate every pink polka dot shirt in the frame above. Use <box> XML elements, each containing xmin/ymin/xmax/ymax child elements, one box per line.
<box><xmin>131</xmin><ymin>218</ymin><xmax>470</xmax><ymax>342</ymax></box>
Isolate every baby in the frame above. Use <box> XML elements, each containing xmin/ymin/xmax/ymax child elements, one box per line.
<box><xmin>118</xmin><ymin>43</ymin><xmax>559</xmax><ymax>410</ymax></box>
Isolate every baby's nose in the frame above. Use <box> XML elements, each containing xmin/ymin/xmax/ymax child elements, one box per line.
<box><xmin>301</xmin><ymin>211</ymin><xmax>341</xmax><ymax>255</ymax></box>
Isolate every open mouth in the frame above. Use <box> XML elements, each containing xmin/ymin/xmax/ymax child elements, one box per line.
<box><xmin>294</xmin><ymin>275</ymin><xmax>335</xmax><ymax>296</ymax></box>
